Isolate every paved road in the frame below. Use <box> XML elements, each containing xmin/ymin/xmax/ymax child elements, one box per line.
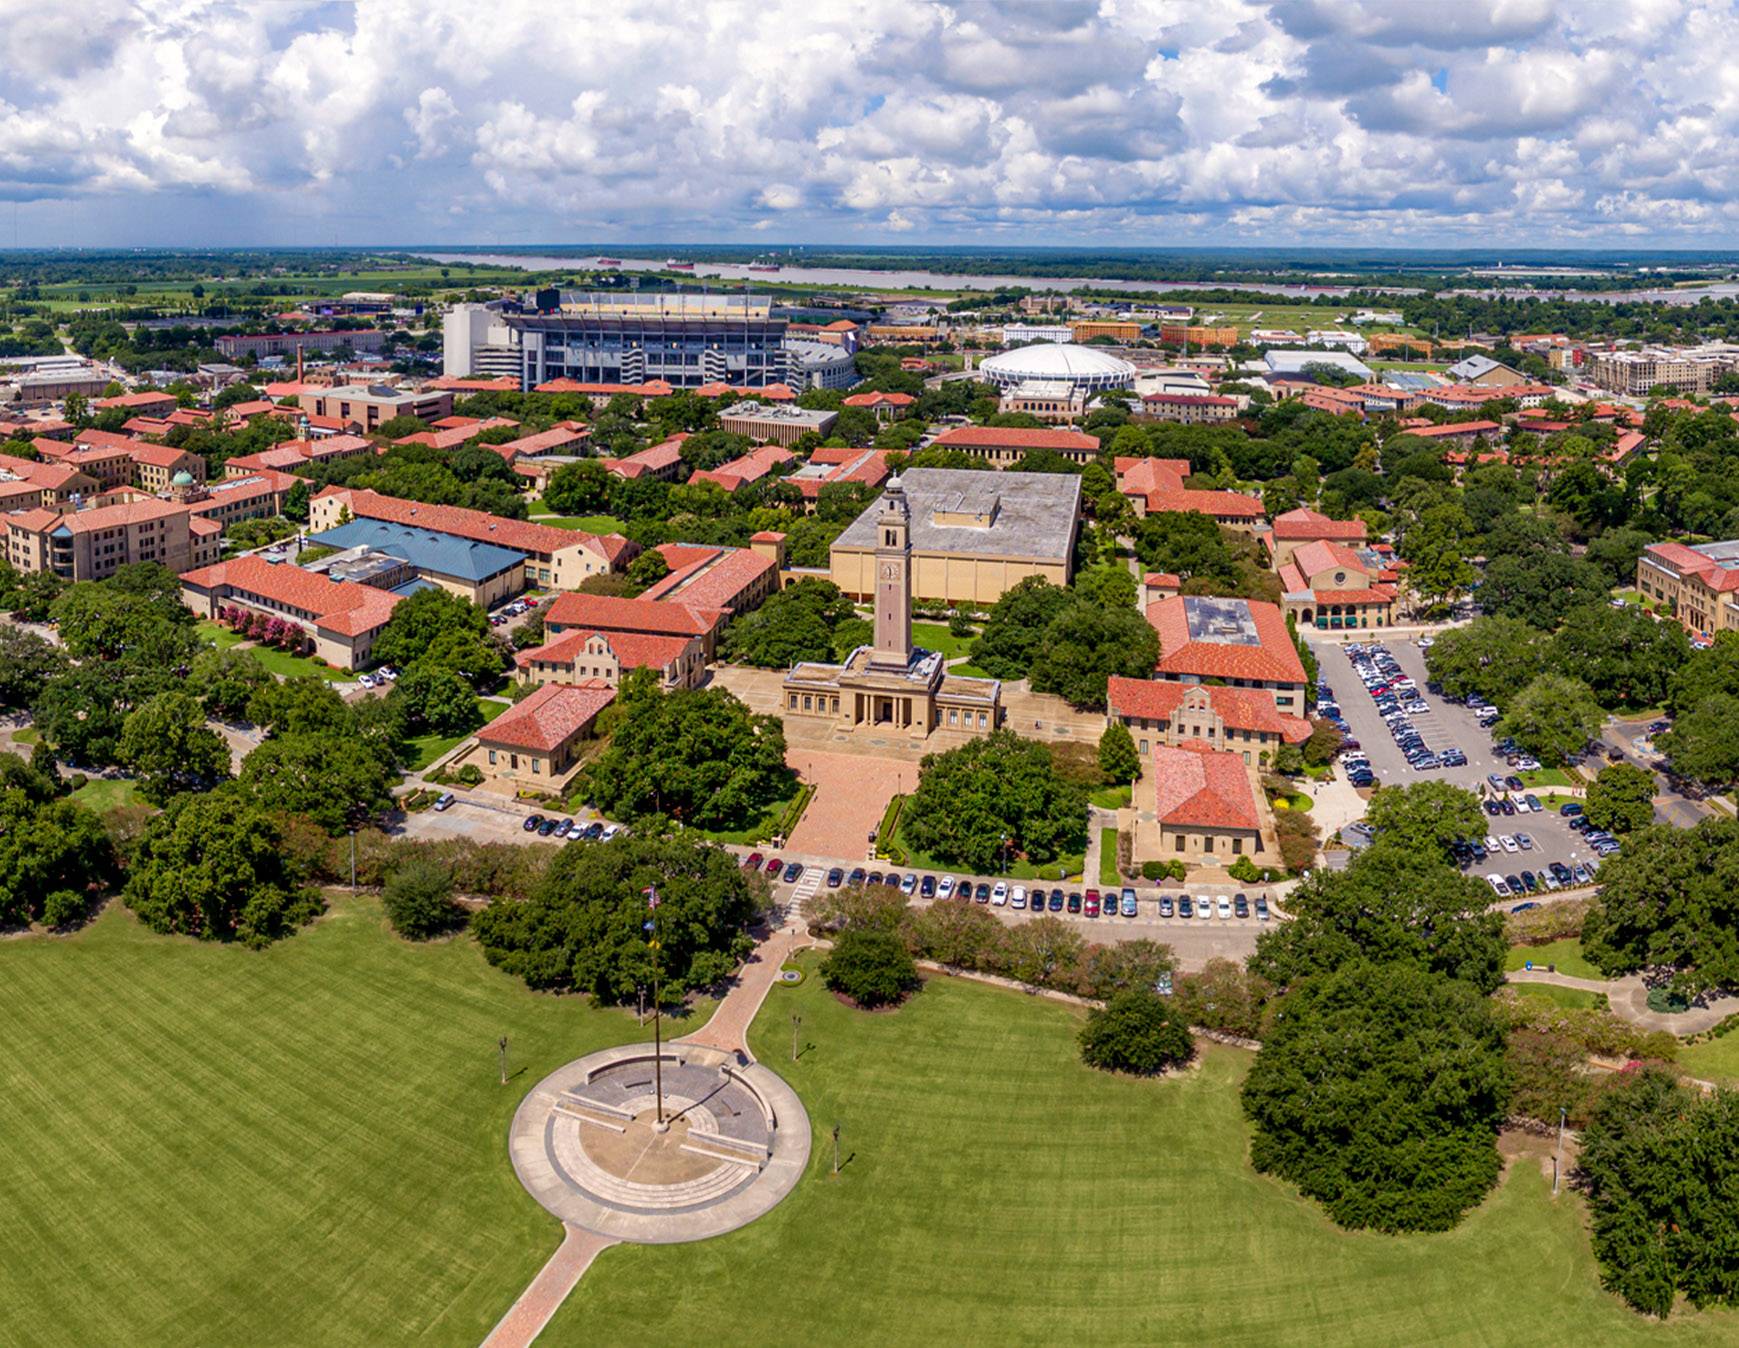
<box><xmin>1596</xmin><ymin>720</ymin><xmax>1712</xmax><ymax>830</ymax></box>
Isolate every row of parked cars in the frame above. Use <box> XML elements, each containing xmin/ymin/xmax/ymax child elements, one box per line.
<box><xmin>1485</xmin><ymin>861</ymin><xmax>1597</xmax><ymax>898</ymax></box>
<box><xmin>490</xmin><ymin>596</ymin><xmax>542</xmax><ymax>628</ymax></box>
<box><xmin>523</xmin><ymin>815</ymin><xmax>621</xmax><ymax>841</ymax></box>
<box><xmin>1155</xmin><ymin>893</ymin><xmax>1270</xmax><ymax>921</ymax></box>
<box><xmin>358</xmin><ymin>665</ymin><xmax>399</xmax><ymax>690</ymax></box>
<box><xmin>1335</xmin><ymin>643</ymin><xmax>1468</xmax><ymax>775</ymax></box>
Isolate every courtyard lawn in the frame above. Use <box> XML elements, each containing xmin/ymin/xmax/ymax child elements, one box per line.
<box><xmin>549</xmin><ymin>956</ymin><xmax>1738</xmax><ymax>1347</ymax></box>
<box><xmin>1680</xmin><ymin>1029</ymin><xmax>1739</xmax><ymax>1089</ymax></box>
<box><xmin>1519</xmin><ymin>767</ymin><xmax>1575</xmax><ymax>790</ymax></box>
<box><xmin>68</xmin><ymin>777</ymin><xmax>147</xmax><ymax>815</ymax></box>
<box><xmin>1506</xmin><ymin>939</ymin><xmax>1603</xmax><ymax>981</ymax></box>
<box><xmin>196</xmin><ymin>619</ymin><xmax>245</xmax><ymax>650</ymax></box>
<box><xmin>947</xmin><ymin>662</ymin><xmax>996</xmax><ymax>679</ymax></box>
<box><xmin>12</xmin><ymin>726</ymin><xmax>40</xmax><ymax>746</ymax></box>
<box><xmin>0</xmin><ymin>895</ymin><xmax>704</xmax><ymax>1348</ymax></box>
<box><xmin>406</xmin><ymin>698</ymin><xmax>509</xmax><ymax>771</ymax></box>
<box><xmin>524</xmin><ymin>500</ymin><xmax>625</xmax><ymax>534</ymax></box>
<box><xmin>910</xmin><ymin>620</ymin><xmax>977</xmax><ymax>661</ymax></box>
<box><xmin>1087</xmin><ymin>784</ymin><xmax>1131</xmax><ymax>810</ymax></box>
<box><xmin>199</xmin><ymin>622</ymin><xmax>356</xmax><ymax>683</ymax></box>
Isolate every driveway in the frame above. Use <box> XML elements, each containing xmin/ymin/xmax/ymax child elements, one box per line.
<box><xmin>1597</xmin><ymin>719</ymin><xmax>1712</xmax><ymax>830</ymax></box>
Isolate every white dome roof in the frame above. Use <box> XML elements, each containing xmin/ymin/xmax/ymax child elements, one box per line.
<box><xmin>978</xmin><ymin>343</ymin><xmax>1137</xmax><ymax>386</ymax></box>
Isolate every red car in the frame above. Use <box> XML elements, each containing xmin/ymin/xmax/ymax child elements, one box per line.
<box><xmin>743</xmin><ymin>852</ymin><xmax>763</xmax><ymax>871</ymax></box>
<box><xmin>1084</xmin><ymin>893</ymin><xmax>1101</xmax><ymax>918</ymax></box>
<box><xmin>764</xmin><ymin>856</ymin><xmax>783</xmax><ymax>874</ymax></box>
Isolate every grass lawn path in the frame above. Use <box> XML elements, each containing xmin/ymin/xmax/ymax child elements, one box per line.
<box><xmin>551</xmin><ymin>956</ymin><xmax>1738</xmax><ymax>1347</ymax></box>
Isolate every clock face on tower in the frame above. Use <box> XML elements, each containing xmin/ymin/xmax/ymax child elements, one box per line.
<box><xmin>880</xmin><ymin>563</ymin><xmax>899</xmax><ymax>581</ymax></box>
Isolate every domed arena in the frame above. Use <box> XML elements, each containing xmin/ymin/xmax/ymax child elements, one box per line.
<box><xmin>976</xmin><ymin>342</ymin><xmax>1137</xmax><ymax>392</ymax></box>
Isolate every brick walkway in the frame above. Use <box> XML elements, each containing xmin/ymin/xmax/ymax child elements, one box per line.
<box><xmin>480</xmin><ymin>1224</ymin><xmax>616</xmax><ymax>1348</ymax></box>
<box><xmin>679</xmin><ymin>926</ymin><xmax>810</xmax><ymax>1059</ymax></box>
<box><xmin>785</xmin><ymin>749</ymin><xmax>915</xmax><ymax>859</ymax></box>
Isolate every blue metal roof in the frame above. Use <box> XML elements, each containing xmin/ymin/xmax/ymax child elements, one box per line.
<box><xmin>389</xmin><ymin>577</ymin><xmax>437</xmax><ymax>597</ymax></box>
<box><xmin>307</xmin><ymin>517</ymin><xmax>524</xmax><ymax>582</ymax></box>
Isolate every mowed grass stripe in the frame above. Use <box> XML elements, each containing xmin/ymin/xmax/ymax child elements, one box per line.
<box><xmin>0</xmin><ymin>897</ymin><xmax>648</xmax><ymax>1347</ymax></box>
<box><xmin>551</xmin><ymin>957</ymin><xmax>1739</xmax><ymax>1348</ymax></box>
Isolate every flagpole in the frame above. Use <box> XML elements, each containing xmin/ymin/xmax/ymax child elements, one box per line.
<box><xmin>645</xmin><ymin>884</ymin><xmax>666</xmax><ymax>1127</ymax></box>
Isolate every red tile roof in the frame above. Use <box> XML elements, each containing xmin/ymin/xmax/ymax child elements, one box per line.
<box><xmin>178</xmin><ymin>553</ymin><xmax>402</xmax><ymax>636</ymax></box>
<box><xmin>1141</xmin><ymin>392</ymin><xmax>1236</xmax><ymax>408</ymax></box>
<box><xmin>491</xmin><ymin>425</ymin><xmax>589</xmax><ymax>460</ymax></box>
<box><xmin>1644</xmin><ymin>542</ymin><xmax>1739</xmax><ymax>592</ymax></box>
<box><xmin>1144</xmin><ymin>572</ymin><xmax>1181</xmax><ymax>589</ymax></box>
<box><xmin>515</xmin><ymin>627</ymin><xmax>695</xmax><ymax>673</ymax></box>
<box><xmin>602</xmin><ymin>432</ymin><xmax>689</xmax><ymax>480</ymax></box>
<box><xmin>478</xmin><ymin>681</ymin><xmax>616</xmax><ymax>753</ymax></box>
<box><xmin>533</xmin><ymin>378</ymin><xmax>675</xmax><ymax>398</ymax></box>
<box><xmin>694</xmin><ymin>381</ymin><xmax>797</xmax><ymax>401</ymax></box>
<box><xmin>932</xmin><ymin>426</ymin><xmax>1099</xmax><ymax>453</ymax></box>
<box><xmin>842</xmin><ymin>391</ymin><xmax>916</xmax><ymax>408</ymax></box>
<box><xmin>129</xmin><ymin>444</ymin><xmax>198</xmax><ymax>470</ymax></box>
<box><xmin>1146</xmin><ymin>595</ymin><xmax>1307</xmax><ymax>686</ymax></box>
<box><xmin>1405</xmin><ymin>420</ymin><xmax>1504</xmax><ymax>439</ymax></box>
<box><xmin>426</xmin><ymin>376</ymin><xmax>519</xmax><ymax>392</ymax></box>
<box><xmin>10</xmin><ymin>496</ymin><xmax>187</xmax><ymax>534</ymax></box>
<box><xmin>96</xmin><ymin>391</ymin><xmax>178</xmax><ymax>410</ymax></box>
<box><xmin>1151</xmin><ymin>741</ymin><xmax>1262</xmax><ymax>831</ymax></box>
<box><xmin>1114</xmin><ymin>456</ymin><xmax>1263</xmax><ymax>518</ymax></box>
<box><xmin>1107</xmin><ymin>676</ymin><xmax>1310</xmax><ymax>742</ymax></box>
<box><xmin>544</xmin><ymin>591</ymin><xmax>720</xmax><ymax>639</ymax></box>
<box><xmin>689</xmin><ymin>444</ymin><xmax>794</xmax><ymax>492</ymax></box>
<box><xmin>1309</xmin><ymin>587</ymin><xmax>1397</xmax><ymax>606</ymax></box>
<box><xmin>1269</xmin><ymin>508</ymin><xmax>1367</xmax><ymax>542</ymax></box>
<box><xmin>640</xmin><ymin>543</ymin><xmax>775</xmax><ymax>613</ymax></box>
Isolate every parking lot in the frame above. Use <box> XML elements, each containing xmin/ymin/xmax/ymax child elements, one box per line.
<box><xmin>1309</xmin><ymin>634</ymin><xmax>1619</xmax><ymax>894</ymax></box>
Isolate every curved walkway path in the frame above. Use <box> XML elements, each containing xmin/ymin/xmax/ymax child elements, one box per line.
<box><xmin>1508</xmin><ymin>968</ymin><xmax>1739</xmax><ymax>1035</ymax></box>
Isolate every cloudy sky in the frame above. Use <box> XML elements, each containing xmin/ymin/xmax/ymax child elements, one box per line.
<box><xmin>3</xmin><ymin>0</ymin><xmax>1736</xmax><ymax>249</ymax></box>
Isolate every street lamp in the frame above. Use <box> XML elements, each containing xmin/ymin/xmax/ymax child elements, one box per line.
<box><xmin>792</xmin><ymin>1013</ymin><xmax>802</xmax><ymax>1063</ymax></box>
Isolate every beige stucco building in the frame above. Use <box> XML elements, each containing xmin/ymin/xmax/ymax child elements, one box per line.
<box><xmin>828</xmin><ymin>467</ymin><xmax>1081</xmax><ymax>608</ymax></box>
<box><xmin>1636</xmin><ymin>540</ymin><xmax>1739</xmax><ymax>637</ymax></box>
<box><xmin>4</xmin><ymin>497</ymin><xmax>197</xmax><ymax>581</ymax></box>
<box><xmin>786</xmin><ymin>477</ymin><xmax>1001</xmax><ymax>740</ymax></box>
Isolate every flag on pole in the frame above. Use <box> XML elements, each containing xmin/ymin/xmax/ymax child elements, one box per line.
<box><xmin>643</xmin><ymin>885</ymin><xmax>660</xmax><ymax>910</ymax></box>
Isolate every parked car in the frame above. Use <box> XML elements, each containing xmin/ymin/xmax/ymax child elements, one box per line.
<box><xmin>1158</xmin><ymin>895</ymin><xmax>1175</xmax><ymax>918</ymax></box>
<box><xmin>1010</xmin><ymin>885</ymin><xmax>1027</xmax><ymax>910</ymax></box>
<box><xmin>782</xmin><ymin>862</ymin><xmax>803</xmax><ymax>883</ymax></box>
<box><xmin>600</xmin><ymin>825</ymin><xmax>620</xmax><ymax>842</ymax></box>
<box><xmin>553</xmin><ymin>818</ymin><xmax>572</xmax><ymax>837</ymax></box>
<box><xmin>1511</xmin><ymin>901</ymin><xmax>1539</xmax><ymax>913</ymax></box>
<box><xmin>524</xmin><ymin>815</ymin><xmax>543</xmax><ymax>832</ymax></box>
<box><xmin>433</xmin><ymin>792</ymin><xmax>455</xmax><ymax>811</ymax></box>
<box><xmin>1233</xmin><ymin>893</ymin><xmax>1250</xmax><ymax>919</ymax></box>
<box><xmin>901</xmin><ymin>873</ymin><xmax>918</xmax><ymax>895</ymax></box>
<box><xmin>849</xmin><ymin>867</ymin><xmax>867</xmax><ymax>887</ymax></box>
<box><xmin>537</xmin><ymin>818</ymin><xmax>557</xmax><ymax>836</ymax></box>
<box><xmin>1048</xmin><ymin>889</ymin><xmax>1065</xmax><ymax>912</ymax></box>
<box><xmin>1487</xmin><ymin>874</ymin><xmax>1510</xmax><ymax>896</ymax></box>
<box><xmin>884</xmin><ymin>873</ymin><xmax>902</xmax><ymax>889</ymax></box>
<box><xmin>919</xmin><ymin>874</ymin><xmax>936</xmax><ymax>899</ymax></box>
<box><xmin>826</xmin><ymin>867</ymin><xmax>844</xmax><ymax>888</ymax></box>
<box><xmin>1121</xmin><ymin>887</ymin><xmax>1138</xmax><ymax>918</ymax></box>
<box><xmin>1523</xmin><ymin>794</ymin><xmax>1543</xmax><ymax>813</ymax></box>
<box><xmin>765</xmin><ymin>856</ymin><xmax>784</xmax><ymax>874</ymax></box>
<box><xmin>1560</xmin><ymin>802</ymin><xmax>1584</xmax><ymax>817</ymax></box>
<box><xmin>1084</xmin><ymin>893</ymin><xmax>1100</xmax><ymax>918</ymax></box>
<box><xmin>1178</xmin><ymin>896</ymin><xmax>1194</xmax><ymax>919</ymax></box>
<box><xmin>1066</xmin><ymin>891</ymin><xmax>1082</xmax><ymax>914</ymax></box>
<box><xmin>583</xmin><ymin>822</ymin><xmax>604</xmax><ymax>841</ymax></box>
<box><xmin>1498</xmin><ymin>835</ymin><xmax>1518</xmax><ymax>853</ymax></box>
<box><xmin>991</xmin><ymin>881</ymin><xmax>1009</xmax><ymax>906</ymax></box>
<box><xmin>974</xmin><ymin>883</ymin><xmax>991</xmax><ymax>903</ymax></box>
<box><xmin>1216</xmin><ymin>896</ymin><xmax>1232</xmax><ymax>919</ymax></box>
<box><xmin>1254</xmin><ymin>895</ymin><xmax>1270</xmax><ymax>921</ymax></box>
<box><xmin>936</xmin><ymin>875</ymin><xmax>955</xmax><ymax>899</ymax></box>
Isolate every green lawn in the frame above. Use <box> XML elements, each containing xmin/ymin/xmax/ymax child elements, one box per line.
<box><xmin>948</xmin><ymin>662</ymin><xmax>995</xmax><ymax>679</ymax></box>
<box><xmin>1512</xmin><ymin>982</ymin><xmax>1608</xmax><ymax>1011</ymax></box>
<box><xmin>12</xmin><ymin>726</ymin><xmax>40</xmax><ymax>746</ymax></box>
<box><xmin>1098</xmin><ymin>827</ymin><xmax>1120</xmax><ymax>887</ymax></box>
<box><xmin>1088</xmin><ymin>784</ymin><xmax>1131</xmax><ymax>810</ymax></box>
<box><xmin>1506</xmin><ymin>939</ymin><xmax>1603</xmax><ymax>981</ymax></box>
<box><xmin>1680</xmin><ymin>1030</ymin><xmax>1739</xmax><ymax>1089</ymax></box>
<box><xmin>910</xmin><ymin>621</ymin><xmax>977</xmax><ymax>661</ymax></box>
<box><xmin>1519</xmin><ymin>768</ymin><xmax>1575</xmax><ymax>790</ymax></box>
<box><xmin>524</xmin><ymin>501</ymin><xmax>625</xmax><ymax>534</ymax></box>
<box><xmin>406</xmin><ymin>699</ymin><xmax>510</xmax><ymax>771</ymax></box>
<box><xmin>199</xmin><ymin>622</ymin><xmax>355</xmax><ymax>682</ymax></box>
<box><xmin>0</xmin><ymin>896</ymin><xmax>713</xmax><ymax>1348</ymax></box>
<box><xmin>68</xmin><ymin>777</ymin><xmax>147</xmax><ymax>815</ymax></box>
<box><xmin>548</xmin><ymin>955</ymin><xmax>1739</xmax><ymax>1347</ymax></box>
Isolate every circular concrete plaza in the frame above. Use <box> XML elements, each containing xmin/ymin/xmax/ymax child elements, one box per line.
<box><xmin>508</xmin><ymin>1042</ymin><xmax>810</xmax><ymax>1244</ymax></box>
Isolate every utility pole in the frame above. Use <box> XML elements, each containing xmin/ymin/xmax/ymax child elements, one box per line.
<box><xmin>1554</xmin><ymin>1106</ymin><xmax>1567</xmax><ymax>1195</ymax></box>
<box><xmin>349</xmin><ymin>829</ymin><xmax>356</xmax><ymax>891</ymax></box>
<box><xmin>498</xmin><ymin>1036</ymin><xmax>509</xmax><ymax>1086</ymax></box>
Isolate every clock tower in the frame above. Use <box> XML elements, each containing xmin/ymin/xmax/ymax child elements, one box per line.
<box><xmin>869</xmin><ymin>476</ymin><xmax>912</xmax><ymax>669</ymax></box>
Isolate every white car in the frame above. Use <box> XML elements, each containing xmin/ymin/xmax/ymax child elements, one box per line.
<box><xmin>1487</xmin><ymin>874</ymin><xmax>1510</xmax><ymax>896</ymax></box>
<box><xmin>1515</xmin><ymin>832</ymin><xmax>1533</xmax><ymax>850</ymax></box>
<box><xmin>1199</xmin><ymin>896</ymin><xmax>1215</xmax><ymax>919</ymax></box>
<box><xmin>600</xmin><ymin>824</ymin><xmax>620</xmax><ymax>842</ymax></box>
<box><xmin>1484</xmin><ymin>835</ymin><xmax>1502</xmax><ymax>853</ymax></box>
<box><xmin>1010</xmin><ymin>885</ymin><xmax>1027</xmax><ymax>910</ymax></box>
<box><xmin>937</xmin><ymin>875</ymin><xmax>956</xmax><ymax>899</ymax></box>
<box><xmin>991</xmin><ymin>881</ymin><xmax>1009</xmax><ymax>906</ymax></box>
<box><xmin>1217</xmin><ymin>897</ymin><xmax>1232</xmax><ymax>918</ymax></box>
<box><xmin>1498</xmin><ymin>835</ymin><xmax>1519</xmax><ymax>853</ymax></box>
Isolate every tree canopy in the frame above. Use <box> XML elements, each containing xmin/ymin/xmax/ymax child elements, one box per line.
<box><xmin>1582</xmin><ymin>817</ymin><xmax>1739</xmax><ymax>997</ymax></box>
<box><xmin>583</xmin><ymin>678</ymin><xmax>791</xmax><ymax>830</ymax></box>
<box><xmin>719</xmin><ymin>578</ymin><xmax>858</xmax><ymax>668</ymax></box>
<box><xmin>472</xmin><ymin>831</ymin><xmax>757</xmax><ymax>1000</ymax></box>
<box><xmin>822</xmin><ymin>926</ymin><xmax>922</xmax><ymax>1009</ymax></box>
<box><xmin>1078</xmin><ymin>987</ymin><xmax>1194</xmax><ymax>1075</ymax></box>
<box><xmin>1241</xmin><ymin>959</ymin><xmax>1511</xmax><ymax>1233</ymax></box>
<box><xmin>118</xmin><ymin>690</ymin><xmax>232</xmax><ymax>804</ymax></box>
<box><xmin>902</xmin><ymin>730</ymin><xmax>1088</xmax><ymax>873</ymax></box>
<box><xmin>1583</xmin><ymin>762</ymin><xmax>1657</xmax><ymax>834</ymax></box>
<box><xmin>1361</xmin><ymin>781</ymin><xmax>1485</xmax><ymax>862</ymax></box>
<box><xmin>1495</xmin><ymin>674</ymin><xmax>1605</xmax><ymax>767</ymax></box>
<box><xmin>1423</xmin><ymin>617</ymin><xmax>1551</xmax><ymax>709</ymax></box>
<box><xmin>1027</xmin><ymin>601</ymin><xmax>1159</xmax><ymax>711</ymax></box>
<box><xmin>968</xmin><ymin>577</ymin><xmax>1075</xmax><ymax>680</ymax></box>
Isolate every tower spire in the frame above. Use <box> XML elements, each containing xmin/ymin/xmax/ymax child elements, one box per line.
<box><xmin>869</xmin><ymin>476</ymin><xmax>912</xmax><ymax>669</ymax></box>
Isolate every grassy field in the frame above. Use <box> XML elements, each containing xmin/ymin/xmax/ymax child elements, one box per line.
<box><xmin>1519</xmin><ymin>768</ymin><xmax>1576</xmax><ymax>789</ymax></box>
<box><xmin>910</xmin><ymin>620</ymin><xmax>977</xmax><ymax>661</ymax></box>
<box><xmin>406</xmin><ymin>698</ymin><xmax>510</xmax><ymax>771</ymax></box>
<box><xmin>549</xmin><ymin>955</ymin><xmax>1737</xmax><ymax>1346</ymax></box>
<box><xmin>68</xmin><ymin>777</ymin><xmax>147</xmax><ymax>815</ymax></box>
<box><xmin>0</xmin><ymin>895</ymin><xmax>713</xmax><ymax>1348</ymax></box>
<box><xmin>1512</xmin><ymin>982</ymin><xmax>1607</xmax><ymax>1011</ymax></box>
<box><xmin>530</xmin><ymin>513</ymin><xmax>626</xmax><ymax>534</ymax></box>
<box><xmin>196</xmin><ymin>619</ymin><xmax>244</xmax><ymax>649</ymax></box>
<box><xmin>1680</xmin><ymin>1030</ymin><xmax>1739</xmax><ymax>1088</ymax></box>
<box><xmin>1506</xmin><ymin>939</ymin><xmax>1603</xmax><ymax>981</ymax></box>
<box><xmin>1088</xmin><ymin>784</ymin><xmax>1132</xmax><ymax>810</ymax></box>
<box><xmin>198</xmin><ymin>621</ymin><xmax>355</xmax><ymax>683</ymax></box>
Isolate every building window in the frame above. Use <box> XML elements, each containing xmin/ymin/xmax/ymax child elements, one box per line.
<box><xmin>1232</xmin><ymin>838</ymin><xmax>1243</xmax><ymax>855</ymax></box>
<box><xmin>1174</xmin><ymin>835</ymin><xmax>1185</xmax><ymax>853</ymax></box>
<box><xmin>1203</xmin><ymin>836</ymin><xmax>1214</xmax><ymax>853</ymax></box>
<box><xmin>488</xmin><ymin>750</ymin><xmax>497</xmax><ymax>765</ymax></box>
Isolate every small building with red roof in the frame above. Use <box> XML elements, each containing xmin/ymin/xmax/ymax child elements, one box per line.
<box><xmin>1277</xmin><ymin>539</ymin><xmax>1399</xmax><ymax>631</ymax></box>
<box><xmin>473</xmin><ymin>681</ymin><xmax>616</xmax><ymax>792</ymax></box>
<box><xmin>1264</xmin><ymin>507</ymin><xmax>1369</xmax><ymax>569</ymax></box>
<box><xmin>841</xmin><ymin>391</ymin><xmax>915</xmax><ymax>422</ymax></box>
<box><xmin>1135</xmin><ymin>740</ymin><xmax>1274</xmax><ymax>866</ymax></box>
<box><xmin>515</xmin><ymin>626</ymin><xmax>704</xmax><ymax>691</ymax></box>
<box><xmin>928</xmin><ymin>425</ymin><xmax>1100</xmax><ymax>467</ymax></box>
<box><xmin>1108</xmin><ymin>676</ymin><xmax>1310</xmax><ymax>769</ymax></box>
<box><xmin>1114</xmin><ymin>456</ymin><xmax>1264</xmax><ymax>529</ymax></box>
<box><xmin>178</xmin><ymin>552</ymin><xmax>402</xmax><ymax>668</ymax></box>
